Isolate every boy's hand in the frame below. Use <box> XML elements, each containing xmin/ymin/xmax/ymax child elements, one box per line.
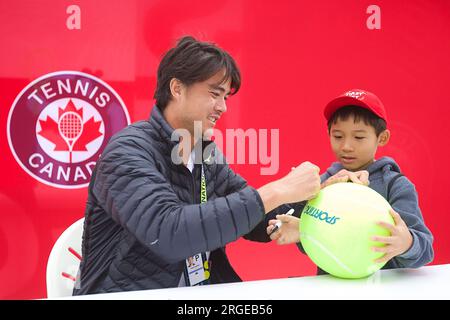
<box><xmin>321</xmin><ymin>169</ymin><xmax>369</xmax><ymax>189</ymax></box>
<box><xmin>371</xmin><ymin>209</ymin><xmax>413</xmax><ymax>263</ymax></box>
<box><xmin>266</xmin><ymin>214</ymin><xmax>301</xmax><ymax>245</ymax></box>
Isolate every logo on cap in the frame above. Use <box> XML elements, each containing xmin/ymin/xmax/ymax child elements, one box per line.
<box><xmin>7</xmin><ymin>71</ymin><xmax>130</xmax><ymax>188</ymax></box>
<box><xmin>345</xmin><ymin>90</ymin><xmax>366</xmax><ymax>100</ymax></box>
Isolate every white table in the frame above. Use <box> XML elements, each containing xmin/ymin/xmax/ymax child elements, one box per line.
<box><xmin>64</xmin><ymin>264</ymin><xmax>450</xmax><ymax>300</ymax></box>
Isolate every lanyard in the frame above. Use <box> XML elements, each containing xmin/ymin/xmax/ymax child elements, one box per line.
<box><xmin>200</xmin><ymin>165</ymin><xmax>207</xmax><ymax>203</ymax></box>
<box><xmin>183</xmin><ymin>164</ymin><xmax>210</xmax><ymax>286</ymax></box>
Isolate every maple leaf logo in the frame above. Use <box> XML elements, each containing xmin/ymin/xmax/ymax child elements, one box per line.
<box><xmin>37</xmin><ymin>99</ymin><xmax>103</xmax><ymax>163</ymax></box>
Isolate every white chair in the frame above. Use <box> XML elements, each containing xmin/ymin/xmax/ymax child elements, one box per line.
<box><xmin>46</xmin><ymin>217</ymin><xmax>84</xmax><ymax>298</ymax></box>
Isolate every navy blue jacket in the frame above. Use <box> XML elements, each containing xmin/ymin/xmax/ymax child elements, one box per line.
<box><xmin>73</xmin><ymin>106</ymin><xmax>281</xmax><ymax>295</ymax></box>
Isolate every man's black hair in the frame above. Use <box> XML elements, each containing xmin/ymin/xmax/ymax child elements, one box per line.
<box><xmin>154</xmin><ymin>36</ymin><xmax>241</xmax><ymax>111</ymax></box>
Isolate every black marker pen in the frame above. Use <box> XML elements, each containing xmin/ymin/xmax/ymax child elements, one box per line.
<box><xmin>269</xmin><ymin>208</ymin><xmax>294</xmax><ymax>236</ymax></box>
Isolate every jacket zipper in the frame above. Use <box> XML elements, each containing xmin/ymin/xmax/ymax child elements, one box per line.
<box><xmin>188</xmin><ymin>165</ymin><xmax>197</xmax><ymax>205</ymax></box>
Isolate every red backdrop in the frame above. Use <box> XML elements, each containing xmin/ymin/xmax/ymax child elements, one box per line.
<box><xmin>1</xmin><ymin>0</ymin><xmax>449</xmax><ymax>299</ymax></box>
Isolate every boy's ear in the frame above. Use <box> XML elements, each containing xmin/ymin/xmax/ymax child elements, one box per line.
<box><xmin>169</xmin><ymin>78</ymin><xmax>184</xmax><ymax>100</ymax></box>
<box><xmin>378</xmin><ymin>129</ymin><xmax>390</xmax><ymax>146</ymax></box>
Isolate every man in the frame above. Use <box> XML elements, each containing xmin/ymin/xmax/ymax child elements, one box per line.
<box><xmin>73</xmin><ymin>36</ymin><xmax>324</xmax><ymax>295</ymax></box>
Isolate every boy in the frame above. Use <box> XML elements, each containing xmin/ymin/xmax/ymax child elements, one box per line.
<box><xmin>268</xmin><ymin>89</ymin><xmax>434</xmax><ymax>273</ymax></box>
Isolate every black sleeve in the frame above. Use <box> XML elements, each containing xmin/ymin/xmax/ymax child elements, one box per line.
<box><xmin>243</xmin><ymin>201</ymin><xmax>308</xmax><ymax>243</ymax></box>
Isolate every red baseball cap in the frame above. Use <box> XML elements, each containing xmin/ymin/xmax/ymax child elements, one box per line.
<box><xmin>324</xmin><ymin>89</ymin><xmax>387</xmax><ymax>123</ymax></box>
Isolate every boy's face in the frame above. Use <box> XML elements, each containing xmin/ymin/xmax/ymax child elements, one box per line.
<box><xmin>329</xmin><ymin>115</ymin><xmax>389</xmax><ymax>171</ymax></box>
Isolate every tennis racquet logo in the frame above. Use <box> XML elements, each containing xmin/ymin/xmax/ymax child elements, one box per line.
<box><xmin>58</xmin><ymin>109</ymin><xmax>84</xmax><ymax>161</ymax></box>
<box><xmin>36</xmin><ymin>98</ymin><xmax>104</xmax><ymax>165</ymax></box>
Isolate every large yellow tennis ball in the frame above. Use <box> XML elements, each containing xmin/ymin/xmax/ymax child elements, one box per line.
<box><xmin>299</xmin><ymin>182</ymin><xmax>394</xmax><ymax>279</ymax></box>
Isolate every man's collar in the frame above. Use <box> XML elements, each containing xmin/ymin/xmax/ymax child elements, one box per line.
<box><xmin>149</xmin><ymin>106</ymin><xmax>216</xmax><ymax>163</ymax></box>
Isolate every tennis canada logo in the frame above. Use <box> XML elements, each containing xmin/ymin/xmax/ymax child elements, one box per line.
<box><xmin>7</xmin><ymin>71</ymin><xmax>130</xmax><ymax>188</ymax></box>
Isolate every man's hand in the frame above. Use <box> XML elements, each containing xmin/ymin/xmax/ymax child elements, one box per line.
<box><xmin>258</xmin><ymin>161</ymin><xmax>321</xmax><ymax>213</ymax></box>
<box><xmin>277</xmin><ymin>162</ymin><xmax>321</xmax><ymax>203</ymax></box>
<box><xmin>371</xmin><ymin>209</ymin><xmax>413</xmax><ymax>263</ymax></box>
<box><xmin>321</xmin><ymin>169</ymin><xmax>369</xmax><ymax>189</ymax></box>
<box><xmin>267</xmin><ymin>214</ymin><xmax>301</xmax><ymax>245</ymax></box>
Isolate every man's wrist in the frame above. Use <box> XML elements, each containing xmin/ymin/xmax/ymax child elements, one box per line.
<box><xmin>270</xmin><ymin>180</ymin><xmax>287</xmax><ymax>205</ymax></box>
<box><xmin>258</xmin><ymin>181</ymin><xmax>284</xmax><ymax>213</ymax></box>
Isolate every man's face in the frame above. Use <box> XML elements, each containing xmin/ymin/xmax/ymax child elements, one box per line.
<box><xmin>179</xmin><ymin>70</ymin><xmax>231</xmax><ymax>139</ymax></box>
<box><xmin>329</xmin><ymin>115</ymin><xmax>383</xmax><ymax>171</ymax></box>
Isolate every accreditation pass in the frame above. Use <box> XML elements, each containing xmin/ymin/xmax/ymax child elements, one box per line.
<box><xmin>185</xmin><ymin>253</ymin><xmax>207</xmax><ymax>286</ymax></box>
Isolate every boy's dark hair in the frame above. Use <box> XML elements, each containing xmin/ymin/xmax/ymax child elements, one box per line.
<box><xmin>154</xmin><ymin>36</ymin><xmax>241</xmax><ymax>111</ymax></box>
<box><xmin>327</xmin><ymin>106</ymin><xmax>387</xmax><ymax>136</ymax></box>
